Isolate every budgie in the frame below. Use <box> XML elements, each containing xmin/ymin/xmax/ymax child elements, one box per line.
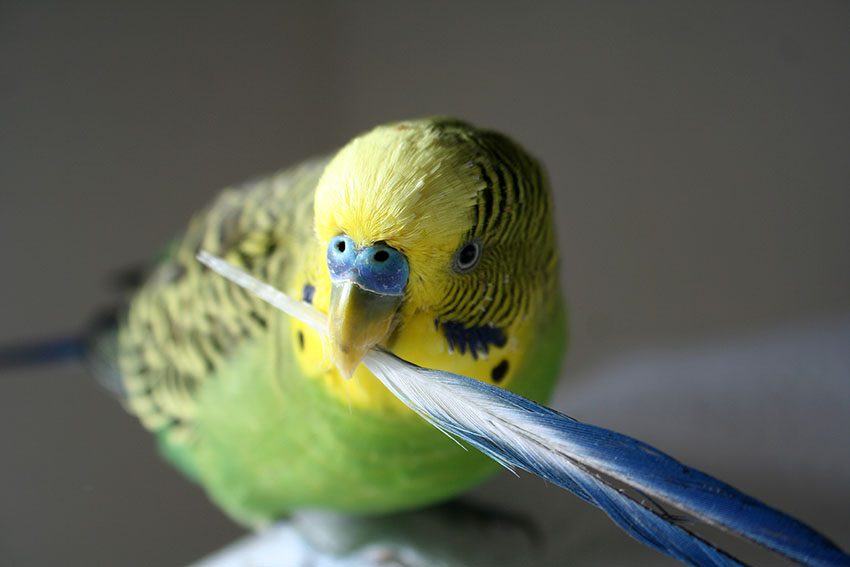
<box><xmin>108</xmin><ymin>118</ymin><xmax>565</xmax><ymax>524</ymax></box>
<box><xmin>4</xmin><ymin>118</ymin><xmax>848</xmax><ymax>566</ymax></box>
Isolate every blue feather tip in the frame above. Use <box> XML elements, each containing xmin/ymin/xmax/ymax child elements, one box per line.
<box><xmin>365</xmin><ymin>350</ymin><xmax>850</xmax><ymax>567</ymax></box>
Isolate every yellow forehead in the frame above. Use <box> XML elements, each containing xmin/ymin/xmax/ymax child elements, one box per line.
<box><xmin>313</xmin><ymin>121</ymin><xmax>485</xmax><ymax>261</ymax></box>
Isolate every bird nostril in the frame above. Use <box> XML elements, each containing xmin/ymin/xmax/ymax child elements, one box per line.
<box><xmin>336</xmin><ymin>240</ymin><xmax>346</xmax><ymax>253</ymax></box>
<box><xmin>373</xmin><ymin>250</ymin><xmax>389</xmax><ymax>263</ymax></box>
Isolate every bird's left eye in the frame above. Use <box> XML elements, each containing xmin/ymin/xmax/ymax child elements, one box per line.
<box><xmin>453</xmin><ymin>239</ymin><xmax>482</xmax><ymax>273</ymax></box>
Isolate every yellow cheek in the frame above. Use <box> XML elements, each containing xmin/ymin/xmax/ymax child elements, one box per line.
<box><xmin>387</xmin><ymin>311</ymin><xmax>525</xmax><ymax>391</ymax></box>
<box><xmin>288</xmin><ymin>277</ymin><xmax>526</xmax><ymax>413</ymax></box>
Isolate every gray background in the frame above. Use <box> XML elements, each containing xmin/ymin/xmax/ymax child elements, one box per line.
<box><xmin>1</xmin><ymin>2</ymin><xmax>848</xmax><ymax>566</ymax></box>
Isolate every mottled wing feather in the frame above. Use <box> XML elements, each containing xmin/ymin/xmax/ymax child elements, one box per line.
<box><xmin>117</xmin><ymin>157</ymin><xmax>329</xmax><ymax>441</ymax></box>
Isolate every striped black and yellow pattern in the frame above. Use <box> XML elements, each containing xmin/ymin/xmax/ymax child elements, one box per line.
<box><xmin>429</xmin><ymin>121</ymin><xmax>558</xmax><ymax>353</ymax></box>
<box><xmin>116</xmin><ymin>159</ymin><xmax>326</xmax><ymax>441</ymax></box>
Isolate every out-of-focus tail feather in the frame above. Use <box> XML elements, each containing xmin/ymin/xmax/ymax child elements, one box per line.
<box><xmin>0</xmin><ymin>310</ymin><xmax>125</xmax><ymax>397</ymax></box>
<box><xmin>0</xmin><ymin>336</ymin><xmax>87</xmax><ymax>370</ymax></box>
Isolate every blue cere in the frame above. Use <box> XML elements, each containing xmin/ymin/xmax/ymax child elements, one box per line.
<box><xmin>327</xmin><ymin>235</ymin><xmax>409</xmax><ymax>296</ymax></box>
<box><xmin>327</xmin><ymin>235</ymin><xmax>357</xmax><ymax>280</ymax></box>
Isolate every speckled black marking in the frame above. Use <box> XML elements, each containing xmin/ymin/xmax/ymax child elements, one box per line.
<box><xmin>491</xmin><ymin>359</ymin><xmax>509</xmax><ymax>383</ymax></box>
<box><xmin>438</xmin><ymin>319</ymin><xmax>506</xmax><ymax>360</ymax></box>
<box><xmin>297</xmin><ymin>331</ymin><xmax>304</xmax><ymax>350</ymax></box>
<box><xmin>249</xmin><ymin>311</ymin><xmax>267</xmax><ymax>329</ymax></box>
<box><xmin>195</xmin><ymin>344</ymin><xmax>215</xmax><ymax>372</ymax></box>
<box><xmin>166</xmin><ymin>416</ymin><xmax>184</xmax><ymax>429</ymax></box>
<box><xmin>209</xmin><ymin>333</ymin><xmax>225</xmax><ymax>355</ymax></box>
<box><xmin>237</xmin><ymin>249</ymin><xmax>254</xmax><ymax>270</ymax></box>
<box><xmin>477</xmin><ymin>163</ymin><xmax>495</xmax><ymax>229</ymax></box>
<box><xmin>302</xmin><ymin>283</ymin><xmax>315</xmax><ymax>304</ymax></box>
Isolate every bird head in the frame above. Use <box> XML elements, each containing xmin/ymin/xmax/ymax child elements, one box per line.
<box><xmin>313</xmin><ymin>118</ymin><xmax>557</xmax><ymax>380</ymax></box>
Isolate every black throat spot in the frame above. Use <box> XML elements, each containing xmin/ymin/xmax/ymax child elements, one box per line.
<box><xmin>302</xmin><ymin>283</ymin><xmax>315</xmax><ymax>304</ymax></box>
<box><xmin>436</xmin><ymin>318</ymin><xmax>507</xmax><ymax>360</ymax></box>
<box><xmin>491</xmin><ymin>359</ymin><xmax>509</xmax><ymax>383</ymax></box>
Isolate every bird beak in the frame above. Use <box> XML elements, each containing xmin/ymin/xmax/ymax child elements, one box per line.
<box><xmin>328</xmin><ymin>280</ymin><xmax>402</xmax><ymax>379</ymax></box>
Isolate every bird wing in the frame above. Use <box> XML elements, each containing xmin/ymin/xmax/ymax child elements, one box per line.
<box><xmin>115</xmin><ymin>158</ymin><xmax>328</xmax><ymax>449</ymax></box>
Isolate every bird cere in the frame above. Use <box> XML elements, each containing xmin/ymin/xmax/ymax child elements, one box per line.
<box><xmin>92</xmin><ymin>119</ymin><xmax>848</xmax><ymax>565</ymax></box>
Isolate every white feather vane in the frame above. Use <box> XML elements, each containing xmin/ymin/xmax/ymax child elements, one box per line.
<box><xmin>197</xmin><ymin>251</ymin><xmax>850</xmax><ymax>567</ymax></box>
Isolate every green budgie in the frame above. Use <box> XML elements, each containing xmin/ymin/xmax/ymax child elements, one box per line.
<box><xmin>4</xmin><ymin>118</ymin><xmax>848</xmax><ymax>566</ymax></box>
<box><xmin>113</xmin><ymin>118</ymin><xmax>566</xmax><ymax>525</ymax></box>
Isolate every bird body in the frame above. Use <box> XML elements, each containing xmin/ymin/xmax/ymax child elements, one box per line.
<box><xmin>113</xmin><ymin>119</ymin><xmax>566</xmax><ymax>525</ymax></box>
<box><xmin>5</xmin><ymin>117</ymin><xmax>848</xmax><ymax>566</ymax></box>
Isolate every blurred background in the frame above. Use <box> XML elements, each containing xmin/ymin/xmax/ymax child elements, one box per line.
<box><xmin>1</xmin><ymin>2</ymin><xmax>848</xmax><ymax>565</ymax></box>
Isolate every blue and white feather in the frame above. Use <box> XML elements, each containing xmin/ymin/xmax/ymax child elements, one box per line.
<box><xmin>197</xmin><ymin>251</ymin><xmax>850</xmax><ymax>567</ymax></box>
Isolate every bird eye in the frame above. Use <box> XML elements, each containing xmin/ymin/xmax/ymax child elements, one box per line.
<box><xmin>453</xmin><ymin>239</ymin><xmax>482</xmax><ymax>273</ymax></box>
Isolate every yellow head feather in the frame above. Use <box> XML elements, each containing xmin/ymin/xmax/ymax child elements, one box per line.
<box><xmin>303</xmin><ymin>117</ymin><xmax>559</xmax><ymax>410</ymax></box>
<box><xmin>313</xmin><ymin>119</ymin><xmax>486</xmax><ymax>306</ymax></box>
